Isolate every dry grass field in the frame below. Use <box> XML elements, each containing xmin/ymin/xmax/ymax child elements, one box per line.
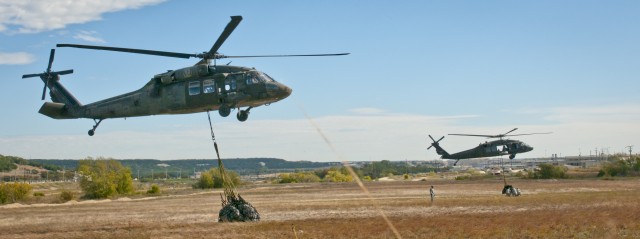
<box><xmin>2</xmin><ymin>177</ymin><xmax>640</xmax><ymax>238</ymax></box>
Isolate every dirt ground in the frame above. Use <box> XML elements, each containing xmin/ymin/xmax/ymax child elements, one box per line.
<box><xmin>2</xmin><ymin>177</ymin><xmax>640</xmax><ymax>238</ymax></box>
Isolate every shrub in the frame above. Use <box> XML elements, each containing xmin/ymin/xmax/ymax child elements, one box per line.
<box><xmin>60</xmin><ymin>190</ymin><xmax>74</xmax><ymax>202</ymax></box>
<box><xmin>363</xmin><ymin>176</ymin><xmax>372</xmax><ymax>182</ymax></box>
<box><xmin>147</xmin><ymin>184</ymin><xmax>160</xmax><ymax>194</ymax></box>
<box><xmin>193</xmin><ymin>168</ymin><xmax>241</xmax><ymax>189</ymax></box>
<box><xmin>598</xmin><ymin>158</ymin><xmax>640</xmax><ymax>177</ymax></box>
<box><xmin>532</xmin><ymin>164</ymin><xmax>568</xmax><ymax>179</ymax></box>
<box><xmin>323</xmin><ymin>170</ymin><xmax>353</xmax><ymax>182</ymax></box>
<box><xmin>0</xmin><ymin>182</ymin><xmax>32</xmax><ymax>204</ymax></box>
<box><xmin>77</xmin><ymin>157</ymin><xmax>134</xmax><ymax>199</ymax></box>
<box><xmin>193</xmin><ymin>171</ymin><xmax>214</xmax><ymax>189</ymax></box>
<box><xmin>276</xmin><ymin>172</ymin><xmax>321</xmax><ymax>183</ymax></box>
<box><xmin>33</xmin><ymin>192</ymin><xmax>45</xmax><ymax>197</ymax></box>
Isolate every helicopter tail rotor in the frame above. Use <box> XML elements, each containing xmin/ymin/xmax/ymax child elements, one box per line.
<box><xmin>427</xmin><ymin>134</ymin><xmax>445</xmax><ymax>150</ymax></box>
<box><xmin>22</xmin><ymin>49</ymin><xmax>74</xmax><ymax>100</ymax></box>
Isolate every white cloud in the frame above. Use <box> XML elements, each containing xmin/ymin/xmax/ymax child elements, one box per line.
<box><xmin>73</xmin><ymin>30</ymin><xmax>105</xmax><ymax>43</ymax></box>
<box><xmin>0</xmin><ymin>0</ymin><xmax>165</xmax><ymax>34</ymax></box>
<box><xmin>0</xmin><ymin>51</ymin><xmax>35</xmax><ymax>65</ymax></box>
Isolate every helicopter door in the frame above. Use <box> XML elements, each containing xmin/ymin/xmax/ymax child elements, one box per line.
<box><xmin>225</xmin><ymin>77</ymin><xmax>237</xmax><ymax>94</ymax></box>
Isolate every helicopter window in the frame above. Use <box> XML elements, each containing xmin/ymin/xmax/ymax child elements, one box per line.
<box><xmin>246</xmin><ymin>73</ymin><xmax>261</xmax><ymax>84</ymax></box>
<box><xmin>203</xmin><ymin>80</ymin><xmax>215</xmax><ymax>94</ymax></box>
<box><xmin>225</xmin><ymin>78</ymin><xmax>237</xmax><ymax>91</ymax></box>
<box><xmin>259</xmin><ymin>72</ymin><xmax>275</xmax><ymax>82</ymax></box>
<box><xmin>188</xmin><ymin>81</ymin><xmax>200</xmax><ymax>95</ymax></box>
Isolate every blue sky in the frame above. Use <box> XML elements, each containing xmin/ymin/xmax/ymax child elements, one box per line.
<box><xmin>1</xmin><ymin>1</ymin><xmax>638</xmax><ymax>162</ymax></box>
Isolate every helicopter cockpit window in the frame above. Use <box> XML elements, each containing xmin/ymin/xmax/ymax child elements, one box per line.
<box><xmin>203</xmin><ymin>79</ymin><xmax>215</xmax><ymax>94</ymax></box>
<box><xmin>258</xmin><ymin>72</ymin><xmax>275</xmax><ymax>82</ymax></box>
<box><xmin>245</xmin><ymin>72</ymin><xmax>261</xmax><ymax>85</ymax></box>
<box><xmin>188</xmin><ymin>81</ymin><xmax>200</xmax><ymax>95</ymax></box>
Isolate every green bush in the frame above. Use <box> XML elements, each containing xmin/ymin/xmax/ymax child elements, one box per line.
<box><xmin>532</xmin><ymin>164</ymin><xmax>568</xmax><ymax>179</ymax></box>
<box><xmin>193</xmin><ymin>168</ymin><xmax>241</xmax><ymax>189</ymax></box>
<box><xmin>276</xmin><ymin>172</ymin><xmax>321</xmax><ymax>183</ymax></box>
<box><xmin>33</xmin><ymin>192</ymin><xmax>45</xmax><ymax>197</ymax></box>
<box><xmin>598</xmin><ymin>157</ymin><xmax>638</xmax><ymax>177</ymax></box>
<box><xmin>59</xmin><ymin>190</ymin><xmax>74</xmax><ymax>202</ymax></box>
<box><xmin>0</xmin><ymin>182</ymin><xmax>32</xmax><ymax>204</ymax></box>
<box><xmin>77</xmin><ymin>157</ymin><xmax>134</xmax><ymax>199</ymax></box>
<box><xmin>193</xmin><ymin>171</ymin><xmax>214</xmax><ymax>189</ymax></box>
<box><xmin>323</xmin><ymin>170</ymin><xmax>353</xmax><ymax>182</ymax></box>
<box><xmin>147</xmin><ymin>184</ymin><xmax>161</xmax><ymax>194</ymax></box>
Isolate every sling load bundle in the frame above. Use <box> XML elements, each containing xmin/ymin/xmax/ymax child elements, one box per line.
<box><xmin>206</xmin><ymin>111</ymin><xmax>260</xmax><ymax>222</ymax></box>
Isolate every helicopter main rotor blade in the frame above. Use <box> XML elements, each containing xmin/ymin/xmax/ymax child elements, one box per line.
<box><xmin>503</xmin><ymin>128</ymin><xmax>519</xmax><ymax>136</ymax></box>
<box><xmin>207</xmin><ymin>15</ymin><xmax>243</xmax><ymax>58</ymax></box>
<box><xmin>221</xmin><ymin>53</ymin><xmax>350</xmax><ymax>58</ymax></box>
<box><xmin>448</xmin><ymin>133</ymin><xmax>496</xmax><ymax>138</ymax></box>
<box><xmin>57</xmin><ymin>44</ymin><xmax>196</xmax><ymax>59</ymax></box>
<box><xmin>508</xmin><ymin>132</ymin><xmax>553</xmax><ymax>136</ymax></box>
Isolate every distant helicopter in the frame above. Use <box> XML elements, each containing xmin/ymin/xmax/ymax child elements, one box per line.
<box><xmin>22</xmin><ymin>16</ymin><xmax>348</xmax><ymax>136</ymax></box>
<box><xmin>427</xmin><ymin>128</ymin><xmax>551</xmax><ymax>165</ymax></box>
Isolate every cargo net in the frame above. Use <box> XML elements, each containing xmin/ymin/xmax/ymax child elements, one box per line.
<box><xmin>207</xmin><ymin>111</ymin><xmax>260</xmax><ymax>222</ymax></box>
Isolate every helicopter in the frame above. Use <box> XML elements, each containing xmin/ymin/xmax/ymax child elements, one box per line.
<box><xmin>22</xmin><ymin>16</ymin><xmax>348</xmax><ymax>136</ymax></box>
<box><xmin>427</xmin><ymin>128</ymin><xmax>551</xmax><ymax>165</ymax></box>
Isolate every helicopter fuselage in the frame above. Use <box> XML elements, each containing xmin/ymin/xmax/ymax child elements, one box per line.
<box><xmin>39</xmin><ymin>64</ymin><xmax>292</xmax><ymax>121</ymax></box>
<box><xmin>443</xmin><ymin>139</ymin><xmax>533</xmax><ymax>160</ymax></box>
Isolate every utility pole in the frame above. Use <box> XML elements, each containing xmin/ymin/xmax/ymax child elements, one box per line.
<box><xmin>626</xmin><ymin>146</ymin><xmax>633</xmax><ymax>160</ymax></box>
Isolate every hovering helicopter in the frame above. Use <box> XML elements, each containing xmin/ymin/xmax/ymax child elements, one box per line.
<box><xmin>22</xmin><ymin>16</ymin><xmax>348</xmax><ymax>136</ymax></box>
<box><xmin>427</xmin><ymin>128</ymin><xmax>551</xmax><ymax>165</ymax></box>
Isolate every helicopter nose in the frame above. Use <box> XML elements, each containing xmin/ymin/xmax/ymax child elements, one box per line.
<box><xmin>525</xmin><ymin>145</ymin><xmax>534</xmax><ymax>152</ymax></box>
<box><xmin>267</xmin><ymin>82</ymin><xmax>292</xmax><ymax>100</ymax></box>
<box><xmin>283</xmin><ymin>85</ymin><xmax>292</xmax><ymax>97</ymax></box>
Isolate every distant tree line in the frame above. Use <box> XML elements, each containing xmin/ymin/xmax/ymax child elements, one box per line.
<box><xmin>274</xmin><ymin>161</ymin><xmax>443</xmax><ymax>184</ymax></box>
<box><xmin>1</xmin><ymin>154</ymin><xmax>63</xmax><ymax>172</ymax></box>
<box><xmin>357</xmin><ymin>160</ymin><xmax>441</xmax><ymax>179</ymax></box>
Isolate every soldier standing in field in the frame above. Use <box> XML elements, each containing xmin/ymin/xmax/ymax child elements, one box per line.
<box><xmin>429</xmin><ymin>185</ymin><xmax>435</xmax><ymax>203</ymax></box>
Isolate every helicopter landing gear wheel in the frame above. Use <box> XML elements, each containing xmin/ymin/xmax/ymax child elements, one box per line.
<box><xmin>88</xmin><ymin>119</ymin><xmax>104</xmax><ymax>136</ymax></box>
<box><xmin>509</xmin><ymin>154</ymin><xmax>516</xmax><ymax>159</ymax></box>
<box><xmin>236</xmin><ymin>107</ymin><xmax>252</xmax><ymax>122</ymax></box>
<box><xmin>219</xmin><ymin>104</ymin><xmax>231</xmax><ymax>117</ymax></box>
<box><xmin>453</xmin><ymin>159</ymin><xmax>460</xmax><ymax>166</ymax></box>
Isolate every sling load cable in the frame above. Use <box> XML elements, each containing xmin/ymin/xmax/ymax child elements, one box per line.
<box><xmin>206</xmin><ymin>110</ymin><xmax>236</xmax><ymax>201</ymax></box>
